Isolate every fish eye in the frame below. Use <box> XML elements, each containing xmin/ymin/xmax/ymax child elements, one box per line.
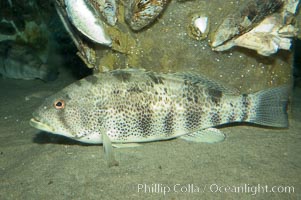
<box><xmin>54</xmin><ymin>99</ymin><xmax>65</xmax><ymax>110</ymax></box>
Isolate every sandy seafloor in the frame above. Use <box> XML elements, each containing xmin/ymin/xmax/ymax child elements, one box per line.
<box><xmin>0</xmin><ymin>68</ymin><xmax>300</xmax><ymax>200</ymax></box>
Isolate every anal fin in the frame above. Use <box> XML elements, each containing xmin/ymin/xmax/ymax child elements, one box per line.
<box><xmin>180</xmin><ymin>128</ymin><xmax>225</xmax><ymax>143</ymax></box>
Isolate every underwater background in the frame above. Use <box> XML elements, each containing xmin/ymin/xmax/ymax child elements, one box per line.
<box><xmin>1</xmin><ymin>0</ymin><xmax>301</xmax><ymax>199</ymax></box>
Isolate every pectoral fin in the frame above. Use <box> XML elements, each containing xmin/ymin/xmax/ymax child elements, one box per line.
<box><xmin>180</xmin><ymin>128</ymin><xmax>225</xmax><ymax>143</ymax></box>
<box><xmin>102</xmin><ymin>132</ymin><xmax>119</xmax><ymax>167</ymax></box>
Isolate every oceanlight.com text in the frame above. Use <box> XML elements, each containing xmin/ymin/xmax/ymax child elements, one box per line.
<box><xmin>137</xmin><ymin>183</ymin><xmax>295</xmax><ymax>196</ymax></box>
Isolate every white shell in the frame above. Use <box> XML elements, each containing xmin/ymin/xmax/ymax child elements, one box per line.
<box><xmin>188</xmin><ymin>15</ymin><xmax>210</xmax><ymax>41</ymax></box>
<box><xmin>212</xmin><ymin>0</ymin><xmax>299</xmax><ymax>56</ymax></box>
<box><xmin>211</xmin><ymin>0</ymin><xmax>284</xmax><ymax>48</ymax></box>
<box><xmin>213</xmin><ymin>15</ymin><xmax>297</xmax><ymax>56</ymax></box>
<box><xmin>65</xmin><ymin>0</ymin><xmax>112</xmax><ymax>46</ymax></box>
<box><xmin>194</xmin><ymin>17</ymin><xmax>208</xmax><ymax>34</ymax></box>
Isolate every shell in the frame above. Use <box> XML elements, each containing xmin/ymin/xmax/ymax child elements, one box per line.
<box><xmin>85</xmin><ymin>0</ymin><xmax>117</xmax><ymax>26</ymax></box>
<box><xmin>77</xmin><ymin>40</ymin><xmax>97</xmax><ymax>68</ymax></box>
<box><xmin>65</xmin><ymin>0</ymin><xmax>112</xmax><ymax>46</ymax></box>
<box><xmin>188</xmin><ymin>14</ymin><xmax>210</xmax><ymax>41</ymax></box>
<box><xmin>125</xmin><ymin>0</ymin><xmax>170</xmax><ymax>31</ymax></box>
<box><xmin>213</xmin><ymin>14</ymin><xmax>297</xmax><ymax>56</ymax></box>
<box><xmin>102</xmin><ymin>0</ymin><xmax>117</xmax><ymax>26</ymax></box>
<box><xmin>285</xmin><ymin>0</ymin><xmax>300</xmax><ymax>14</ymax></box>
<box><xmin>211</xmin><ymin>0</ymin><xmax>284</xmax><ymax>48</ymax></box>
<box><xmin>211</xmin><ymin>0</ymin><xmax>299</xmax><ymax>56</ymax></box>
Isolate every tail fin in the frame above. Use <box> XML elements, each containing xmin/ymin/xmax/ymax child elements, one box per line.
<box><xmin>248</xmin><ymin>85</ymin><xmax>290</xmax><ymax>128</ymax></box>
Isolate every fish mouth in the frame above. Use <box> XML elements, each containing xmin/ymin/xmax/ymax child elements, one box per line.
<box><xmin>30</xmin><ymin>113</ymin><xmax>76</xmax><ymax>139</ymax></box>
<box><xmin>29</xmin><ymin>115</ymin><xmax>54</xmax><ymax>133</ymax></box>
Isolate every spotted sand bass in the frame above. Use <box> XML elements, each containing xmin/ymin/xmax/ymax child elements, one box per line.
<box><xmin>30</xmin><ymin>69</ymin><xmax>289</xmax><ymax>166</ymax></box>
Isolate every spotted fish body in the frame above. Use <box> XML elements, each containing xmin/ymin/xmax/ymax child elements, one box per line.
<box><xmin>30</xmin><ymin>69</ymin><xmax>289</xmax><ymax>145</ymax></box>
<box><xmin>125</xmin><ymin>0</ymin><xmax>170</xmax><ymax>31</ymax></box>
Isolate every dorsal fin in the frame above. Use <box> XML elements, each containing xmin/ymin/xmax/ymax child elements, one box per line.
<box><xmin>106</xmin><ymin>68</ymin><xmax>240</xmax><ymax>95</ymax></box>
<box><xmin>174</xmin><ymin>72</ymin><xmax>240</xmax><ymax>95</ymax></box>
